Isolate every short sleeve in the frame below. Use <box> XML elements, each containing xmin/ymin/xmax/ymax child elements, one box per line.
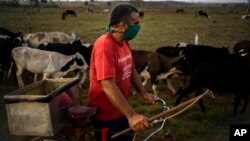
<box><xmin>94</xmin><ymin>45</ymin><xmax>116</xmax><ymax>81</ymax></box>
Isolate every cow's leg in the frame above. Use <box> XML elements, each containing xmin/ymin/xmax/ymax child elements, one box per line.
<box><xmin>34</xmin><ymin>73</ymin><xmax>38</xmax><ymax>82</ymax></box>
<box><xmin>152</xmin><ymin>84</ymin><xmax>158</xmax><ymax>96</ymax></box>
<box><xmin>175</xmin><ymin>75</ymin><xmax>193</xmax><ymax>105</ymax></box>
<box><xmin>151</xmin><ymin>78</ymin><xmax>159</xmax><ymax>96</ymax></box>
<box><xmin>79</xmin><ymin>70</ymin><xmax>87</xmax><ymax>85</ymax></box>
<box><xmin>15</xmin><ymin>64</ymin><xmax>24</xmax><ymax>88</ymax></box>
<box><xmin>142</xmin><ymin>77</ymin><xmax>148</xmax><ymax>86</ymax></box>
<box><xmin>42</xmin><ymin>73</ymin><xmax>50</xmax><ymax>80</ymax></box>
<box><xmin>166</xmin><ymin>79</ymin><xmax>176</xmax><ymax>95</ymax></box>
<box><xmin>240</xmin><ymin>95</ymin><xmax>249</xmax><ymax>114</ymax></box>
<box><xmin>196</xmin><ymin>88</ymin><xmax>206</xmax><ymax>112</ymax></box>
<box><xmin>175</xmin><ymin>86</ymin><xmax>194</xmax><ymax>106</ymax></box>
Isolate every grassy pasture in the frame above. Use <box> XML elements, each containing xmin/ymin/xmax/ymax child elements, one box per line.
<box><xmin>1</xmin><ymin>2</ymin><xmax>250</xmax><ymax>141</ymax></box>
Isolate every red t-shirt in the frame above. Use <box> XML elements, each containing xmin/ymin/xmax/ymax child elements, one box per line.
<box><xmin>87</xmin><ymin>32</ymin><xmax>134</xmax><ymax>121</ymax></box>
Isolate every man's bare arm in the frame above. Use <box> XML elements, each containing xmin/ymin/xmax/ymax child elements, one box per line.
<box><xmin>100</xmin><ymin>79</ymin><xmax>136</xmax><ymax>118</ymax></box>
<box><xmin>100</xmin><ymin>78</ymin><xmax>149</xmax><ymax>131</ymax></box>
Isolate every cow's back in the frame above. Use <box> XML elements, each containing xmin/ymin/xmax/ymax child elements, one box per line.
<box><xmin>132</xmin><ymin>50</ymin><xmax>152</xmax><ymax>73</ymax></box>
<box><xmin>12</xmin><ymin>47</ymin><xmax>74</xmax><ymax>73</ymax></box>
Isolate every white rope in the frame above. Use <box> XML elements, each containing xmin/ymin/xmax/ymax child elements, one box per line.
<box><xmin>144</xmin><ymin>118</ymin><xmax>167</xmax><ymax>141</ymax></box>
<box><xmin>165</xmin><ymin>90</ymin><xmax>209</xmax><ymax>120</ymax></box>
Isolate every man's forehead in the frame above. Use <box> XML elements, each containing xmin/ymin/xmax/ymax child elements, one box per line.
<box><xmin>131</xmin><ymin>12</ymin><xmax>139</xmax><ymax>18</ymax></box>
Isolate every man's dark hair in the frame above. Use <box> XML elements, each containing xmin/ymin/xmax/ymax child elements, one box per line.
<box><xmin>109</xmin><ymin>4</ymin><xmax>138</xmax><ymax>26</ymax></box>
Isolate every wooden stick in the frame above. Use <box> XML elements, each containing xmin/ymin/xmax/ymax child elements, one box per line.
<box><xmin>111</xmin><ymin>89</ymin><xmax>210</xmax><ymax>139</ymax></box>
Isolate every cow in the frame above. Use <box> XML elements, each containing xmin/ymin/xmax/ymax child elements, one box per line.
<box><xmin>195</xmin><ymin>10</ymin><xmax>209</xmax><ymax>18</ymax></box>
<box><xmin>176</xmin><ymin>8</ymin><xmax>184</xmax><ymax>13</ymax></box>
<box><xmin>8</xmin><ymin>47</ymin><xmax>89</xmax><ymax>88</ymax></box>
<box><xmin>37</xmin><ymin>40</ymin><xmax>93</xmax><ymax>66</ymax></box>
<box><xmin>0</xmin><ymin>27</ymin><xmax>23</xmax><ymax>42</ymax></box>
<box><xmin>23</xmin><ymin>31</ymin><xmax>76</xmax><ymax>48</ymax></box>
<box><xmin>65</xmin><ymin>9</ymin><xmax>77</xmax><ymax>16</ymax></box>
<box><xmin>156</xmin><ymin>46</ymin><xmax>186</xmax><ymax>57</ymax></box>
<box><xmin>132</xmin><ymin>50</ymin><xmax>184</xmax><ymax>96</ymax></box>
<box><xmin>62</xmin><ymin>9</ymin><xmax>77</xmax><ymax>20</ymax></box>
<box><xmin>86</xmin><ymin>8</ymin><xmax>94</xmax><ymax>13</ymax></box>
<box><xmin>0</xmin><ymin>37</ymin><xmax>23</xmax><ymax>81</ymax></box>
<box><xmin>156</xmin><ymin>44</ymin><xmax>230</xmax><ymax>66</ymax></box>
<box><xmin>233</xmin><ymin>40</ymin><xmax>250</xmax><ymax>56</ymax></box>
<box><xmin>173</xmin><ymin>45</ymin><xmax>250</xmax><ymax>115</ymax></box>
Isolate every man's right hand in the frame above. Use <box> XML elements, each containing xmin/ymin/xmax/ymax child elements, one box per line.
<box><xmin>128</xmin><ymin>113</ymin><xmax>150</xmax><ymax>132</ymax></box>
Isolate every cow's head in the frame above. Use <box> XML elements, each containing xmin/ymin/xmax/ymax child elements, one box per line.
<box><xmin>74</xmin><ymin>53</ymin><xmax>89</xmax><ymax>84</ymax></box>
<box><xmin>74</xmin><ymin>53</ymin><xmax>89</xmax><ymax>70</ymax></box>
<box><xmin>60</xmin><ymin>53</ymin><xmax>89</xmax><ymax>84</ymax></box>
<box><xmin>71</xmin><ymin>39</ymin><xmax>83</xmax><ymax>46</ymax></box>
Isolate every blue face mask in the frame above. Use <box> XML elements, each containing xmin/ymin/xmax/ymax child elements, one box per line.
<box><xmin>123</xmin><ymin>24</ymin><xmax>140</xmax><ymax>41</ymax></box>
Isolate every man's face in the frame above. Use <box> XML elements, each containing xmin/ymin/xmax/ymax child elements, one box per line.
<box><xmin>120</xmin><ymin>12</ymin><xmax>140</xmax><ymax>30</ymax></box>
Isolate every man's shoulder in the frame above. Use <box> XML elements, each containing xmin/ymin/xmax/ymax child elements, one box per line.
<box><xmin>95</xmin><ymin>33</ymin><xmax>112</xmax><ymax>44</ymax></box>
<box><xmin>94</xmin><ymin>33</ymin><xmax>114</xmax><ymax>50</ymax></box>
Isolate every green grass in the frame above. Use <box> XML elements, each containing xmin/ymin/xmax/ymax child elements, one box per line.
<box><xmin>1</xmin><ymin>2</ymin><xmax>250</xmax><ymax>141</ymax></box>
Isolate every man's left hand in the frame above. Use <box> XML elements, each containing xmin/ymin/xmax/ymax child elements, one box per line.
<box><xmin>143</xmin><ymin>93</ymin><xmax>159</xmax><ymax>104</ymax></box>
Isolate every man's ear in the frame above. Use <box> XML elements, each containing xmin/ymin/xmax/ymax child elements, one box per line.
<box><xmin>118</xmin><ymin>21</ymin><xmax>127</xmax><ymax>31</ymax></box>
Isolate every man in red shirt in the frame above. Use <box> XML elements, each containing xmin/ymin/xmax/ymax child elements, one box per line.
<box><xmin>88</xmin><ymin>4</ymin><xmax>158</xmax><ymax>141</ymax></box>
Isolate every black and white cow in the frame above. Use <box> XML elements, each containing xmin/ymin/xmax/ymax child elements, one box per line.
<box><xmin>9</xmin><ymin>47</ymin><xmax>89</xmax><ymax>88</ymax></box>
<box><xmin>132</xmin><ymin>50</ymin><xmax>184</xmax><ymax>96</ymax></box>
<box><xmin>37</xmin><ymin>40</ymin><xmax>93</xmax><ymax>66</ymax></box>
<box><xmin>0</xmin><ymin>27</ymin><xmax>23</xmax><ymax>42</ymax></box>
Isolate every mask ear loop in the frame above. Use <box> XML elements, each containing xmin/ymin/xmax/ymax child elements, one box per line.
<box><xmin>106</xmin><ymin>25</ymin><xmax>112</xmax><ymax>32</ymax></box>
<box><xmin>107</xmin><ymin>24</ymin><xmax>124</xmax><ymax>33</ymax></box>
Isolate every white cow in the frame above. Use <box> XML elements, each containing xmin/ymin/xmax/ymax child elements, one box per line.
<box><xmin>9</xmin><ymin>47</ymin><xmax>88</xmax><ymax>88</ymax></box>
<box><xmin>23</xmin><ymin>31</ymin><xmax>76</xmax><ymax>48</ymax></box>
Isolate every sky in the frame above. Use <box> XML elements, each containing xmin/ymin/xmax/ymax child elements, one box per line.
<box><xmin>53</xmin><ymin>0</ymin><xmax>248</xmax><ymax>3</ymax></box>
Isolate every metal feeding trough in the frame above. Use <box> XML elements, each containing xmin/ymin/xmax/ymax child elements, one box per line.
<box><xmin>4</xmin><ymin>78</ymin><xmax>81</xmax><ymax>137</ymax></box>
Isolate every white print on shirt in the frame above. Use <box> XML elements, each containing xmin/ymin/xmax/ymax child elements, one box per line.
<box><xmin>118</xmin><ymin>54</ymin><xmax>132</xmax><ymax>80</ymax></box>
<box><xmin>118</xmin><ymin>54</ymin><xmax>132</xmax><ymax>63</ymax></box>
<box><xmin>122</xmin><ymin>64</ymin><xmax>132</xmax><ymax>80</ymax></box>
